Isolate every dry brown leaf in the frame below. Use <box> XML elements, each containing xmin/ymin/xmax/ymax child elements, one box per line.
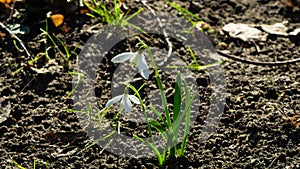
<box><xmin>0</xmin><ymin>32</ymin><xmax>6</xmax><ymax>37</ymax></box>
<box><xmin>50</xmin><ymin>14</ymin><xmax>64</xmax><ymax>27</ymax></box>
<box><xmin>283</xmin><ymin>0</ymin><xmax>300</xmax><ymax>10</ymax></box>
<box><xmin>260</xmin><ymin>23</ymin><xmax>289</xmax><ymax>36</ymax></box>
<box><xmin>60</xmin><ymin>23</ymin><xmax>70</xmax><ymax>33</ymax></box>
<box><xmin>283</xmin><ymin>115</ymin><xmax>300</xmax><ymax>128</ymax></box>
<box><xmin>222</xmin><ymin>23</ymin><xmax>268</xmax><ymax>42</ymax></box>
<box><xmin>196</xmin><ymin>21</ymin><xmax>211</xmax><ymax>30</ymax></box>
<box><xmin>79</xmin><ymin>8</ymin><xmax>90</xmax><ymax>14</ymax></box>
<box><xmin>0</xmin><ymin>0</ymin><xmax>10</xmax><ymax>4</ymax></box>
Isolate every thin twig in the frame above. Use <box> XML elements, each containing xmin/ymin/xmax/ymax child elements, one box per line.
<box><xmin>6</xmin><ymin>0</ymin><xmax>16</xmax><ymax>22</ymax></box>
<box><xmin>19</xmin><ymin>75</ymin><xmax>36</xmax><ymax>93</ymax></box>
<box><xmin>141</xmin><ymin>0</ymin><xmax>172</xmax><ymax>66</ymax></box>
<box><xmin>217</xmin><ymin>50</ymin><xmax>300</xmax><ymax>65</ymax></box>
<box><xmin>0</xmin><ymin>22</ymin><xmax>31</xmax><ymax>57</ymax></box>
<box><xmin>99</xmin><ymin>139</ymin><xmax>113</xmax><ymax>154</ymax></box>
<box><xmin>266</xmin><ymin>153</ymin><xmax>281</xmax><ymax>169</ymax></box>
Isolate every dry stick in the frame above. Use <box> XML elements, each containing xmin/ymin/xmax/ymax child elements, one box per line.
<box><xmin>266</xmin><ymin>153</ymin><xmax>281</xmax><ymax>169</ymax></box>
<box><xmin>141</xmin><ymin>0</ymin><xmax>172</xmax><ymax>66</ymax></box>
<box><xmin>6</xmin><ymin>0</ymin><xmax>16</xmax><ymax>22</ymax></box>
<box><xmin>0</xmin><ymin>22</ymin><xmax>31</xmax><ymax>57</ymax></box>
<box><xmin>217</xmin><ymin>50</ymin><xmax>300</xmax><ymax>65</ymax></box>
<box><xmin>19</xmin><ymin>75</ymin><xmax>36</xmax><ymax>93</ymax></box>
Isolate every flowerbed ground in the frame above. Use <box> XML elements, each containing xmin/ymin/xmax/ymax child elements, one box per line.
<box><xmin>0</xmin><ymin>0</ymin><xmax>299</xmax><ymax>168</ymax></box>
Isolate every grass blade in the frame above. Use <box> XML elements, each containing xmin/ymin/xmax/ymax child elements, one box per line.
<box><xmin>178</xmin><ymin>81</ymin><xmax>192</xmax><ymax>156</ymax></box>
<box><xmin>187</xmin><ymin>46</ymin><xmax>199</xmax><ymax>67</ymax></box>
<box><xmin>148</xmin><ymin>118</ymin><xmax>168</xmax><ymax>141</ymax></box>
<box><xmin>167</xmin><ymin>0</ymin><xmax>202</xmax><ymax>26</ymax></box>
<box><xmin>149</xmin><ymin>105</ymin><xmax>168</xmax><ymax>127</ymax></box>
<box><xmin>133</xmin><ymin>135</ymin><xmax>165</xmax><ymax>168</ymax></box>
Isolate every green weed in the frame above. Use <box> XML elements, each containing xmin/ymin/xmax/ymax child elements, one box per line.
<box><xmin>40</xmin><ymin>18</ymin><xmax>78</xmax><ymax>67</ymax></box>
<box><xmin>167</xmin><ymin>0</ymin><xmax>215</xmax><ymax>33</ymax></box>
<box><xmin>84</xmin><ymin>0</ymin><xmax>143</xmax><ymax>27</ymax></box>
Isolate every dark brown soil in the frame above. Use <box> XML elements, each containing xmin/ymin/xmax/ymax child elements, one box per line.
<box><xmin>0</xmin><ymin>0</ymin><xmax>299</xmax><ymax>168</ymax></box>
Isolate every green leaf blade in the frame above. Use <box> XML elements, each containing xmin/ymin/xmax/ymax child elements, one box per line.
<box><xmin>173</xmin><ymin>72</ymin><xmax>182</xmax><ymax>122</ymax></box>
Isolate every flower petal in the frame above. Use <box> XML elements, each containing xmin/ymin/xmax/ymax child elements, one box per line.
<box><xmin>123</xmin><ymin>94</ymin><xmax>133</xmax><ymax>112</ymax></box>
<box><xmin>140</xmin><ymin>69</ymin><xmax>149</xmax><ymax>80</ymax></box>
<box><xmin>129</xmin><ymin>52</ymin><xmax>140</xmax><ymax>66</ymax></box>
<box><xmin>105</xmin><ymin>95</ymin><xmax>123</xmax><ymax>107</ymax></box>
<box><xmin>128</xmin><ymin>95</ymin><xmax>140</xmax><ymax>104</ymax></box>
<box><xmin>137</xmin><ymin>53</ymin><xmax>148</xmax><ymax>70</ymax></box>
<box><xmin>111</xmin><ymin>52</ymin><xmax>137</xmax><ymax>63</ymax></box>
<box><xmin>137</xmin><ymin>54</ymin><xmax>149</xmax><ymax>79</ymax></box>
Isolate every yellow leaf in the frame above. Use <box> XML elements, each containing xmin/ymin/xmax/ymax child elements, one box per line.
<box><xmin>50</xmin><ymin>14</ymin><xmax>64</xmax><ymax>27</ymax></box>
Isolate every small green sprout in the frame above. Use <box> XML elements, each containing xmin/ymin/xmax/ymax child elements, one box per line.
<box><xmin>40</xmin><ymin>18</ymin><xmax>78</xmax><ymax>67</ymax></box>
<box><xmin>84</xmin><ymin>0</ymin><xmax>143</xmax><ymax>27</ymax></box>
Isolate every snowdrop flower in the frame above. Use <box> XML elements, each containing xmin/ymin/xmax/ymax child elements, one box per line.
<box><xmin>105</xmin><ymin>89</ymin><xmax>140</xmax><ymax>112</ymax></box>
<box><xmin>111</xmin><ymin>51</ymin><xmax>149</xmax><ymax>80</ymax></box>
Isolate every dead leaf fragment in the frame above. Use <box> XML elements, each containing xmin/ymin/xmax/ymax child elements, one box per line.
<box><xmin>196</xmin><ymin>21</ymin><xmax>211</xmax><ymax>30</ymax></box>
<box><xmin>222</xmin><ymin>23</ymin><xmax>268</xmax><ymax>42</ymax></box>
<box><xmin>283</xmin><ymin>115</ymin><xmax>300</xmax><ymax>128</ymax></box>
<box><xmin>31</xmin><ymin>59</ymin><xmax>63</xmax><ymax>74</ymax></box>
<box><xmin>60</xmin><ymin>23</ymin><xmax>70</xmax><ymax>33</ymax></box>
<box><xmin>260</xmin><ymin>23</ymin><xmax>289</xmax><ymax>36</ymax></box>
<box><xmin>283</xmin><ymin>0</ymin><xmax>300</xmax><ymax>11</ymax></box>
<box><xmin>289</xmin><ymin>28</ymin><xmax>300</xmax><ymax>36</ymax></box>
<box><xmin>0</xmin><ymin>99</ymin><xmax>11</xmax><ymax>124</ymax></box>
<box><xmin>79</xmin><ymin>8</ymin><xmax>89</xmax><ymax>14</ymax></box>
<box><xmin>0</xmin><ymin>0</ymin><xmax>14</xmax><ymax>4</ymax></box>
<box><xmin>50</xmin><ymin>14</ymin><xmax>64</xmax><ymax>27</ymax></box>
<box><xmin>0</xmin><ymin>32</ymin><xmax>6</xmax><ymax>37</ymax></box>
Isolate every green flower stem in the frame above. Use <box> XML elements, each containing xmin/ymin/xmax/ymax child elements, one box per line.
<box><xmin>138</xmin><ymin>40</ymin><xmax>172</xmax><ymax>128</ymax></box>
<box><xmin>121</xmin><ymin>82</ymin><xmax>153</xmax><ymax>139</ymax></box>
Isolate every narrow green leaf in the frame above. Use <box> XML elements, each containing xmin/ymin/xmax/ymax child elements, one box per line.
<box><xmin>114</xmin><ymin>0</ymin><xmax>119</xmax><ymax>19</ymax></box>
<box><xmin>133</xmin><ymin>135</ymin><xmax>165</xmax><ymax>168</ymax></box>
<box><xmin>167</xmin><ymin>84</ymin><xmax>195</xmax><ymax>157</ymax></box>
<box><xmin>173</xmin><ymin>72</ymin><xmax>182</xmax><ymax>122</ymax></box>
<box><xmin>53</xmin><ymin>34</ymin><xmax>70</xmax><ymax>59</ymax></box>
<box><xmin>9</xmin><ymin>160</ymin><xmax>26</xmax><ymax>169</ymax></box>
<box><xmin>156</xmin><ymin>74</ymin><xmax>171</xmax><ymax>127</ymax></box>
<box><xmin>148</xmin><ymin>119</ymin><xmax>168</xmax><ymax>141</ymax></box>
<box><xmin>124</xmin><ymin>8</ymin><xmax>144</xmax><ymax>22</ymax></box>
<box><xmin>187</xmin><ymin>46</ymin><xmax>199</xmax><ymax>67</ymax></box>
<box><xmin>149</xmin><ymin>106</ymin><xmax>168</xmax><ymax>127</ymax></box>
<box><xmin>170</xmin><ymin>92</ymin><xmax>196</xmax><ymax>138</ymax></box>
<box><xmin>167</xmin><ymin>1</ymin><xmax>202</xmax><ymax>24</ymax></box>
<box><xmin>178</xmin><ymin>81</ymin><xmax>192</xmax><ymax>156</ymax></box>
<box><xmin>100</xmin><ymin>130</ymin><xmax>116</xmax><ymax>140</ymax></box>
<box><xmin>148</xmin><ymin>119</ymin><xmax>164</xmax><ymax>131</ymax></box>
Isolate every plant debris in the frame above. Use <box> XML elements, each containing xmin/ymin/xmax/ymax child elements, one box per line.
<box><xmin>222</xmin><ymin>23</ymin><xmax>268</xmax><ymax>42</ymax></box>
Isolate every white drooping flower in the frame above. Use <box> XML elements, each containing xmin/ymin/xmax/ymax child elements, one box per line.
<box><xmin>105</xmin><ymin>90</ymin><xmax>140</xmax><ymax>112</ymax></box>
<box><xmin>111</xmin><ymin>51</ymin><xmax>149</xmax><ymax>80</ymax></box>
